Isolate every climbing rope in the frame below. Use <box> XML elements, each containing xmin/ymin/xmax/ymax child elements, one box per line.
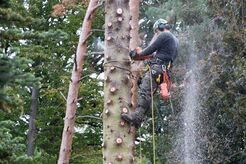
<box><xmin>139</xmin><ymin>129</ymin><xmax>142</xmax><ymax>164</ymax></box>
<box><xmin>136</xmin><ymin>64</ymin><xmax>174</xmax><ymax>163</ymax></box>
<box><xmin>169</xmin><ymin>92</ymin><xmax>175</xmax><ymax>115</ymax></box>
<box><xmin>148</xmin><ymin>65</ymin><xmax>156</xmax><ymax>164</ymax></box>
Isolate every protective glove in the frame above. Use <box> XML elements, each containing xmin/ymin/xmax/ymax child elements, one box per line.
<box><xmin>129</xmin><ymin>47</ymin><xmax>142</xmax><ymax>60</ymax></box>
<box><xmin>135</xmin><ymin>47</ymin><xmax>142</xmax><ymax>54</ymax></box>
<box><xmin>129</xmin><ymin>49</ymin><xmax>137</xmax><ymax>60</ymax></box>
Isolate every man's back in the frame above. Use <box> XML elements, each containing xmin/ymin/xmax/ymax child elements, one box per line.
<box><xmin>140</xmin><ymin>31</ymin><xmax>179</xmax><ymax>62</ymax></box>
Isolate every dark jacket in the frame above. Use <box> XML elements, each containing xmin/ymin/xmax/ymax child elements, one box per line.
<box><xmin>140</xmin><ymin>31</ymin><xmax>179</xmax><ymax>62</ymax></box>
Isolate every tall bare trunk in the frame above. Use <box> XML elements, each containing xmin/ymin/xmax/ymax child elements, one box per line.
<box><xmin>129</xmin><ymin>0</ymin><xmax>142</xmax><ymax>110</ymax></box>
<box><xmin>27</xmin><ymin>87</ymin><xmax>38</xmax><ymax>156</ymax></box>
<box><xmin>57</xmin><ymin>1</ymin><xmax>98</xmax><ymax>163</ymax></box>
<box><xmin>103</xmin><ymin>0</ymin><xmax>135</xmax><ymax>163</ymax></box>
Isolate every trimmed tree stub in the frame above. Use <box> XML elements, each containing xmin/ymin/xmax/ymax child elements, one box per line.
<box><xmin>110</xmin><ymin>66</ymin><xmax>116</xmax><ymax>72</ymax></box>
<box><xmin>106</xmin><ymin>36</ymin><xmax>112</xmax><ymax>41</ymax></box>
<box><xmin>122</xmin><ymin>107</ymin><xmax>128</xmax><ymax>113</ymax></box>
<box><xmin>116</xmin><ymin>8</ymin><xmax>123</xmax><ymax>15</ymax></box>
<box><xmin>105</xmin><ymin>55</ymin><xmax>111</xmax><ymax>60</ymax></box>
<box><xmin>118</xmin><ymin>17</ymin><xmax>123</xmax><ymax>22</ymax></box>
<box><xmin>105</xmin><ymin>109</ymin><xmax>110</xmax><ymax>115</ymax></box>
<box><xmin>116</xmin><ymin>154</ymin><xmax>123</xmax><ymax>161</ymax></box>
<box><xmin>102</xmin><ymin>142</ymin><xmax>106</xmax><ymax>148</ymax></box>
<box><xmin>107</xmin><ymin>22</ymin><xmax>113</xmax><ymax>27</ymax></box>
<box><xmin>106</xmin><ymin>99</ymin><xmax>113</xmax><ymax>105</ymax></box>
<box><xmin>120</xmin><ymin>121</ymin><xmax>125</xmax><ymax>127</ymax></box>
<box><xmin>116</xmin><ymin>137</ymin><xmax>123</xmax><ymax>145</ymax></box>
<box><xmin>105</xmin><ymin>76</ymin><xmax>111</xmax><ymax>83</ymax></box>
<box><xmin>110</xmin><ymin>87</ymin><xmax>117</xmax><ymax>93</ymax></box>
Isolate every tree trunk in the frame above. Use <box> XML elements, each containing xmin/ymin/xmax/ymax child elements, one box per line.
<box><xmin>129</xmin><ymin>0</ymin><xmax>141</xmax><ymax>110</ymax></box>
<box><xmin>103</xmin><ymin>0</ymin><xmax>135</xmax><ymax>163</ymax></box>
<box><xmin>27</xmin><ymin>87</ymin><xmax>38</xmax><ymax>156</ymax></box>
<box><xmin>57</xmin><ymin>1</ymin><xmax>98</xmax><ymax>163</ymax></box>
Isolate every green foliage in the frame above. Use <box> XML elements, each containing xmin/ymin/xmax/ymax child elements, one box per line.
<box><xmin>0</xmin><ymin>120</ymin><xmax>56</xmax><ymax>164</ymax></box>
<box><xmin>0</xmin><ymin>120</ymin><xmax>25</xmax><ymax>163</ymax></box>
<box><xmin>0</xmin><ymin>0</ymin><xmax>104</xmax><ymax>163</ymax></box>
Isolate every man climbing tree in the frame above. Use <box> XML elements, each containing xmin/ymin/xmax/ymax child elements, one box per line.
<box><xmin>122</xmin><ymin>19</ymin><xmax>179</xmax><ymax>128</ymax></box>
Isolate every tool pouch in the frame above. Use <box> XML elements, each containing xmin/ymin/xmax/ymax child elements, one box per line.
<box><xmin>160</xmin><ymin>65</ymin><xmax>171</xmax><ymax>101</ymax></box>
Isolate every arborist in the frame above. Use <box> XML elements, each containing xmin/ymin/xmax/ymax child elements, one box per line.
<box><xmin>121</xmin><ymin>19</ymin><xmax>179</xmax><ymax>128</ymax></box>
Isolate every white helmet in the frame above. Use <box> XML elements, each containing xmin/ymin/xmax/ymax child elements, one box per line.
<box><xmin>153</xmin><ymin>19</ymin><xmax>168</xmax><ymax>32</ymax></box>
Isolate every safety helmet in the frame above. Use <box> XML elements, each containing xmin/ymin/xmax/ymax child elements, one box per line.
<box><xmin>153</xmin><ymin>19</ymin><xmax>168</xmax><ymax>32</ymax></box>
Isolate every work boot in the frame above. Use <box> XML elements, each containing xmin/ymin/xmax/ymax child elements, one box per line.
<box><xmin>121</xmin><ymin>108</ymin><xmax>145</xmax><ymax>128</ymax></box>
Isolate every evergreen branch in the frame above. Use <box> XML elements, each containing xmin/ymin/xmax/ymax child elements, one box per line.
<box><xmin>0</xmin><ymin>8</ymin><xmax>45</xmax><ymax>26</ymax></box>
<box><xmin>0</xmin><ymin>29</ymin><xmax>69</xmax><ymax>41</ymax></box>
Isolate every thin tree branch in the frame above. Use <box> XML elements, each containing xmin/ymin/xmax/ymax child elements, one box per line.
<box><xmin>81</xmin><ymin>32</ymin><xmax>93</xmax><ymax>45</ymax></box>
<box><xmin>90</xmin><ymin>51</ymin><xmax>104</xmax><ymax>55</ymax></box>
<box><xmin>59</xmin><ymin>91</ymin><xmax>67</xmax><ymax>101</ymax></box>
<box><xmin>90</xmin><ymin>29</ymin><xmax>104</xmax><ymax>32</ymax></box>
<box><xmin>77</xmin><ymin>115</ymin><xmax>102</xmax><ymax>120</ymax></box>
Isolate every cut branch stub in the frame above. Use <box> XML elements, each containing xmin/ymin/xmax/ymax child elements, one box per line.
<box><xmin>105</xmin><ymin>55</ymin><xmax>111</xmax><ymax>60</ymax></box>
<box><xmin>122</xmin><ymin>74</ymin><xmax>130</xmax><ymax>84</ymax></box>
<box><xmin>120</xmin><ymin>121</ymin><xmax>125</xmax><ymax>127</ymax></box>
<box><xmin>116</xmin><ymin>137</ymin><xmax>123</xmax><ymax>145</ymax></box>
<box><xmin>129</xmin><ymin>127</ymin><xmax>135</xmax><ymax>134</ymax></box>
<box><xmin>116</xmin><ymin>154</ymin><xmax>123</xmax><ymax>161</ymax></box>
<box><xmin>106</xmin><ymin>99</ymin><xmax>113</xmax><ymax>105</ymax></box>
<box><xmin>105</xmin><ymin>76</ymin><xmax>111</xmax><ymax>83</ymax></box>
<box><xmin>124</xmin><ymin>60</ymin><xmax>131</xmax><ymax>66</ymax></box>
<box><xmin>110</xmin><ymin>87</ymin><xmax>117</xmax><ymax>93</ymax></box>
<box><xmin>107</xmin><ymin>22</ymin><xmax>113</xmax><ymax>28</ymax></box>
<box><xmin>118</xmin><ymin>17</ymin><xmax>123</xmax><ymax>22</ymax></box>
<box><xmin>116</xmin><ymin>8</ymin><xmax>123</xmax><ymax>15</ymax></box>
<box><xmin>122</xmin><ymin>107</ymin><xmax>128</xmax><ymax>113</ymax></box>
<box><xmin>106</xmin><ymin>36</ymin><xmax>112</xmax><ymax>41</ymax></box>
<box><xmin>110</xmin><ymin>66</ymin><xmax>116</xmax><ymax>72</ymax></box>
<box><xmin>102</xmin><ymin>142</ymin><xmax>106</xmax><ymax>148</ymax></box>
<box><xmin>105</xmin><ymin>109</ymin><xmax>110</xmax><ymax>116</ymax></box>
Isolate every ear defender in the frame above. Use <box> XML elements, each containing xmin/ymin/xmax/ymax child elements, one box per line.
<box><xmin>158</xmin><ymin>23</ymin><xmax>165</xmax><ymax>31</ymax></box>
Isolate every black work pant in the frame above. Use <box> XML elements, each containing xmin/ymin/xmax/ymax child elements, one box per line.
<box><xmin>137</xmin><ymin>64</ymin><xmax>164</xmax><ymax>114</ymax></box>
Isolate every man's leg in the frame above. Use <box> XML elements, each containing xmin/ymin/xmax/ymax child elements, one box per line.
<box><xmin>121</xmin><ymin>70</ymin><xmax>158</xmax><ymax>128</ymax></box>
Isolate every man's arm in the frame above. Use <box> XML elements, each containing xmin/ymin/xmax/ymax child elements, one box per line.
<box><xmin>139</xmin><ymin>33</ymin><xmax>164</xmax><ymax>56</ymax></box>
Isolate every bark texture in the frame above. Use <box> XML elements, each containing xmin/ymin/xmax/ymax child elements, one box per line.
<box><xmin>103</xmin><ymin>0</ymin><xmax>135</xmax><ymax>163</ymax></box>
<box><xmin>27</xmin><ymin>87</ymin><xmax>39</xmax><ymax>156</ymax></box>
<box><xmin>57</xmin><ymin>1</ymin><xmax>98</xmax><ymax>163</ymax></box>
<box><xmin>129</xmin><ymin>0</ymin><xmax>142</xmax><ymax>110</ymax></box>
